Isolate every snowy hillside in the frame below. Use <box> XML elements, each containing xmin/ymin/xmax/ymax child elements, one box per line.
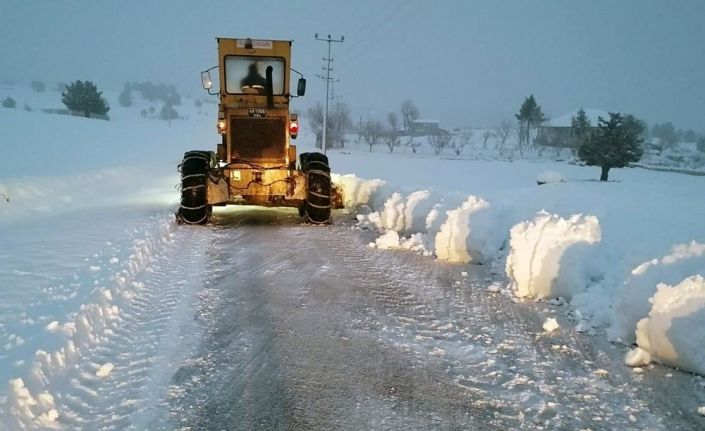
<box><xmin>1</xmin><ymin>83</ymin><xmax>705</xmax><ymax>429</ymax></box>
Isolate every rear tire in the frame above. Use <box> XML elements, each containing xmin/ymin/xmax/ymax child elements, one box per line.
<box><xmin>300</xmin><ymin>152</ymin><xmax>332</xmax><ymax>224</ymax></box>
<box><xmin>177</xmin><ymin>151</ymin><xmax>214</xmax><ymax>225</ymax></box>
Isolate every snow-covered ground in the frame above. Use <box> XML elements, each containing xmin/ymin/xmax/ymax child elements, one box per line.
<box><xmin>1</xmin><ymin>83</ymin><xmax>704</xmax><ymax>429</ymax></box>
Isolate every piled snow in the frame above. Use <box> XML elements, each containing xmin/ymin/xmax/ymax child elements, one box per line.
<box><xmin>506</xmin><ymin>211</ymin><xmax>601</xmax><ymax>299</ymax></box>
<box><xmin>331</xmin><ymin>173</ymin><xmax>387</xmax><ymax>209</ymax></box>
<box><xmin>2</xmin><ymin>379</ymin><xmax>59</xmax><ymax>429</ymax></box>
<box><xmin>626</xmin><ymin>275</ymin><xmax>705</xmax><ymax>375</ymax></box>
<box><xmin>609</xmin><ymin>241</ymin><xmax>705</xmax><ymax>343</ymax></box>
<box><xmin>356</xmin><ymin>190</ymin><xmax>502</xmax><ymax>263</ymax></box>
<box><xmin>536</xmin><ymin>170</ymin><xmax>566</xmax><ymax>185</ymax></box>
<box><xmin>372</xmin><ymin>231</ymin><xmax>432</xmax><ymax>255</ymax></box>
<box><xmin>543</xmin><ymin>318</ymin><xmax>560</xmax><ymax>332</ymax></box>
<box><xmin>434</xmin><ymin>196</ymin><xmax>490</xmax><ymax>263</ymax></box>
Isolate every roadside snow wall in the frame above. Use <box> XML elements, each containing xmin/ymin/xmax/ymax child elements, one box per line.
<box><xmin>331</xmin><ymin>173</ymin><xmax>388</xmax><ymax>209</ymax></box>
<box><xmin>356</xmin><ymin>188</ymin><xmax>502</xmax><ymax>264</ymax></box>
<box><xmin>609</xmin><ymin>241</ymin><xmax>705</xmax><ymax>343</ymax></box>
<box><xmin>434</xmin><ymin>196</ymin><xmax>490</xmax><ymax>263</ymax></box>
<box><xmin>506</xmin><ymin>211</ymin><xmax>601</xmax><ymax>299</ymax></box>
<box><xmin>626</xmin><ymin>275</ymin><xmax>705</xmax><ymax>375</ymax></box>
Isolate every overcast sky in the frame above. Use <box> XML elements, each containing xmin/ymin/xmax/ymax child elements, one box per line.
<box><xmin>2</xmin><ymin>0</ymin><xmax>704</xmax><ymax>130</ymax></box>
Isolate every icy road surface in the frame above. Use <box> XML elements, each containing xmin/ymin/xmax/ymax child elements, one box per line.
<box><xmin>6</xmin><ymin>208</ymin><xmax>703</xmax><ymax>430</ymax></box>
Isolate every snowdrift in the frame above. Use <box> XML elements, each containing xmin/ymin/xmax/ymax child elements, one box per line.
<box><xmin>626</xmin><ymin>275</ymin><xmax>705</xmax><ymax>375</ymax></box>
<box><xmin>506</xmin><ymin>211</ymin><xmax>602</xmax><ymax>299</ymax></box>
<box><xmin>609</xmin><ymin>241</ymin><xmax>705</xmax><ymax>343</ymax></box>
<box><xmin>337</xmin><ymin>175</ymin><xmax>503</xmax><ymax>264</ymax></box>
<box><xmin>336</xmin><ymin>170</ymin><xmax>705</xmax><ymax>376</ymax></box>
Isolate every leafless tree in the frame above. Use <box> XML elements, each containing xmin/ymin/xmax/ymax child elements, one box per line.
<box><xmin>355</xmin><ymin>116</ymin><xmax>365</xmax><ymax>145</ymax></box>
<box><xmin>307</xmin><ymin>102</ymin><xmax>352</xmax><ymax>149</ymax></box>
<box><xmin>493</xmin><ymin>120</ymin><xmax>512</xmax><ymax>156</ymax></box>
<box><xmin>387</xmin><ymin>112</ymin><xmax>399</xmax><ymax>132</ymax></box>
<box><xmin>452</xmin><ymin>130</ymin><xmax>473</xmax><ymax>156</ymax></box>
<box><xmin>428</xmin><ymin>133</ymin><xmax>451</xmax><ymax>156</ymax></box>
<box><xmin>406</xmin><ymin>136</ymin><xmax>421</xmax><ymax>154</ymax></box>
<box><xmin>481</xmin><ymin>130</ymin><xmax>492</xmax><ymax>149</ymax></box>
<box><xmin>361</xmin><ymin>119</ymin><xmax>385</xmax><ymax>152</ymax></box>
<box><xmin>400</xmin><ymin>100</ymin><xmax>420</xmax><ymax>133</ymax></box>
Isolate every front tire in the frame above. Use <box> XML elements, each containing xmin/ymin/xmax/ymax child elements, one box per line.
<box><xmin>300</xmin><ymin>152</ymin><xmax>332</xmax><ymax>224</ymax></box>
<box><xmin>177</xmin><ymin>151</ymin><xmax>215</xmax><ymax>225</ymax></box>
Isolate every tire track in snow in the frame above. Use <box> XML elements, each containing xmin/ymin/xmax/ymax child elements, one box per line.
<box><xmin>0</xmin><ymin>217</ymin><xmax>216</xmax><ymax>430</ymax></box>
<box><xmin>54</xmin><ymin>225</ymin><xmax>215</xmax><ymax>430</ymax></box>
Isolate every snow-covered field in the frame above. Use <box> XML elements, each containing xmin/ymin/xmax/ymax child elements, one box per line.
<box><xmin>1</xmin><ymin>83</ymin><xmax>704</xmax><ymax>428</ymax></box>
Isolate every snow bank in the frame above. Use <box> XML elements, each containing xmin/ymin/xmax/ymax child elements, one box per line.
<box><xmin>609</xmin><ymin>241</ymin><xmax>705</xmax><ymax>343</ymax></box>
<box><xmin>536</xmin><ymin>170</ymin><xmax>566</xmax><ymax>185</ymax></box>
<box><xmin>506</xmin><ymin>211</ymin><xmax>601</xmax><ymax>299</ymax></box>
<box><xmin>625</xmin><ymin>275</ymin><xmax>705</xmax><ymax>375</ymax></box>
<box><xmin>372</xmin><ymin>231</ymin><xmax>432</xmax><ymax>255</ymax></box>
<box><xmin>356</xmin><ymin>189</ymin><xmax>502</xmax><ymax>263</ymax></box>
<box><xmin>434</xmin><ymin>196</ymin><xmax>490</xmax><ymax>263</ymax></box>
<box><xmin>331</xmin><ymin>173</ymin><xmax>387</xmax><ymax>209</ymax></box>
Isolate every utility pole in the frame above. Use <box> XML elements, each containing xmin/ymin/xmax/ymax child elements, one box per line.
<box><xmin>315</xmin><ymin>33</ymin><xmax>344</xmax><ymax>154</ymax></box>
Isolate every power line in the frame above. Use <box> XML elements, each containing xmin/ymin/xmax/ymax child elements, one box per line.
<box><xmin>314</xmin><ymin>33</ymin><xmax>344</xmax><ymax>154</ymax></box>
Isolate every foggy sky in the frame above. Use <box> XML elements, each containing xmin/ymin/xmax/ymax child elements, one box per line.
<box><xmin>2</xmin><ymin>0</ymin><xmax>704</xmax><ymax>131</ymax></box>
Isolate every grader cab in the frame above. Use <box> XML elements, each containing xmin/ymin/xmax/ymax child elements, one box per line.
<box><xmin>177</xmin><ymin>37</ymin><xmax>338</xmax><ymax>225</ymax></box>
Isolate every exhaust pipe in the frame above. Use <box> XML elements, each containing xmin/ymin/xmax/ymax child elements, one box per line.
<box><xmin>266</xmin><ymin>66</ymin><xmax>274</xmax><ymax>108</ymax></box>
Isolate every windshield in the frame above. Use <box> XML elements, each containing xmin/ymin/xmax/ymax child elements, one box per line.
<box><xmin>224</xmin><ymin>56</ymin><xmax>285</xmax><ymax>95</ymax></box>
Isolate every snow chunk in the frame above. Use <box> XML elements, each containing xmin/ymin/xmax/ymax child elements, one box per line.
<box><xmin>610</xmin><ymin>241</ymin><xmax>705</xmax><ymax>343</ymax></box>
<box><xmin>331</xmin><ymin>173</ymin><xmax>386</xmax><ymax>208</ymax></box>
<box><xmin>45</xmin><ymin>321</ymin><xmax>60</xmax><ymax>332</ymax></box>
<box><xmin>631</xmin><ymin>275</ymin><xmax>705</xmax><ymax>375</ymax></box>
<box><xmin>543</xmin><ymin>317</ymin><xmax>560</xmax><ymax>332</ymax></box>
<box><xmin>2</xmin><ymin>379</ymin><xmax>59</xmax><ymax>428</ymax></box>
<box><xmin>536</xmin><ymin>170</ymin><xmax>566</xmax><ymax>185</ymax></box>
<box><xmin>96</xmin><ymin>362</ymin><xmax>115</xmax><ymax>378</ymax></box>
<box><xmin>506</xmin><ymin>211</ymin><xmax>601</xmax><ymax>299</ymax></box>
<box><xmin>375</xmin><ymin>230</ymin><xmax>401</xmax><ymax>249</ymax></box>
<box><xmin>373</xmin><ymin>231</ymin><xmax>431</xmax><ymax>255</ymax></box>
<box><xmin>435</xmin><ymin>196</ymin><xmax>489</xmax><ymax>263</ymax></box>
<box><xmin>624</xmin><ymin>347</ymin><xmax>651</xmax><ymax>367</ymax></box>
<box><xmin>698</xmin><ymin>406</ymin><xmax>705</xmax><ymax>416</ymax></box>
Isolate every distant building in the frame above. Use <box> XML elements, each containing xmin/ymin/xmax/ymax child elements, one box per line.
<box><xmin>409</xmin><ymin>119</ymin><xmax>448</xmax><ymax>136</ymax></box>
<box><xmin>537</xmin><ymin>108</ymin><xmax>609</xmax><ymax>148</ymax></box>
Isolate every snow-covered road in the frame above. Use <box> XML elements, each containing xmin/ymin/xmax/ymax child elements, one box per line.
<box><xmin>27</xmin><ymin>207</ymin><xmax>694</xmax><ymax>431</ymax></box>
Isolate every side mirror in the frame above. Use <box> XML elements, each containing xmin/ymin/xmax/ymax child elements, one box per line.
<box><xmin>201</xmin><ymin>71</ymin><xmax>213</xmax><ymax>90</ymax></box>
<box><xmin>297</xmin><ymin>78</ymin><xmax>306</xmax><ymax>97</ymax></box>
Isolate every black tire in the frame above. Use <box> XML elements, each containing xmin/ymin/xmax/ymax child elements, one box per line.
<box><xmin>177</xmin><ymin>151</ymin><xmax>214</xmax><ymax>225</ymax></box>
<box><xmin>299</xmin><ymin>152</ymin><xmax>332</xmax><ymax>224</ymax></box>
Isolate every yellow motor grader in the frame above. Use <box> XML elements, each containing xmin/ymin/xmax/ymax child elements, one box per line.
<box><xmin>178</xmin><ymin>37</ymin><xmax>339</xmax><ymax>225</ymax></box>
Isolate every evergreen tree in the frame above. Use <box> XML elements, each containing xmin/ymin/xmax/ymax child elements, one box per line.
<box><xmin>571</xmin><ymin>108</ymin><xmax>592</xmax><ymax>148</ymax></box>
<box><xmin>61</xmin><ymin>80</ymin><xmax>110</xmax><ymax>118</ymax></box>
<box><xmin>2</xmin><ymin>97</ymin><xmax>16</xmax><ymax>108</ymax></box>
<box><xmin>31</xmin><ymin>81</ymin><xmax>46</xmax><ymax>92</ymax></box>
<box><xmin>697</xmin><ymin>137</ymin><xmax>705</xmax><ymax>153</ymax></box>
<box><xmin>571</xmin><ymin>108</ymin><xmax>591</xmax><ymax>130</ymax></box>
<box><xmin>160</xmin><ymin>103</ymin><xmax>178</xmax><ymax>121</ymax></box>
<box><xmin>650</xmin><ymin>121</ymin><xmax>678</xmax><ymax>147</ymax></box>
<box><xmin>118</xmin><ymin>83</ymin><xmax>133</xmax><ymax>107</ymax></box>
<box><xmin>515</xmin><ymin>95</ymin><xmax>545</xmax><ymax>146</ymax></box>
<box><xmin>578</xmin><ymin>112</ymin><xmax>644</xmax><ymax>181</ymax></box>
